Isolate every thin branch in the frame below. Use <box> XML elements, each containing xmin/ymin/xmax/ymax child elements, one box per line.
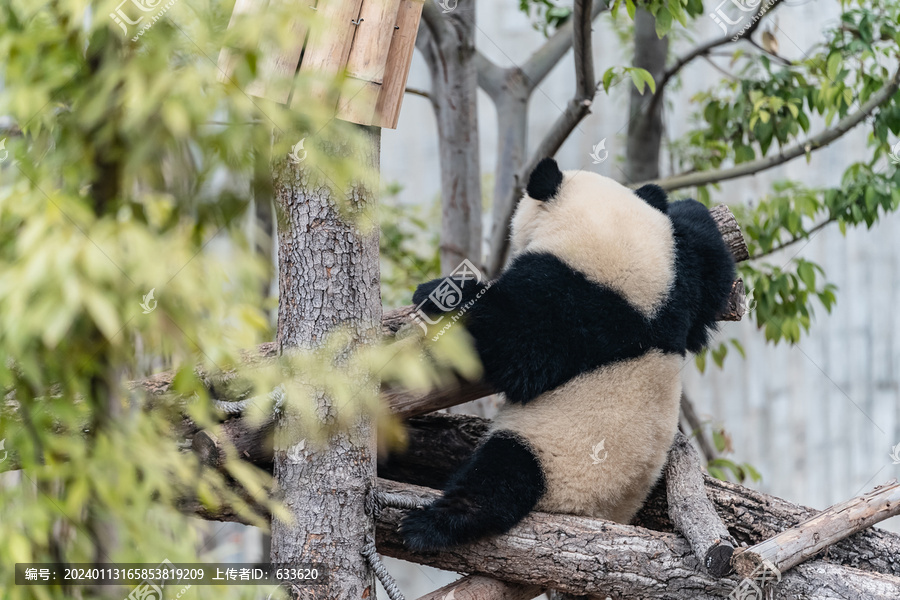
<box><xmin>701</xmin><ymin>55</ymin><xmax>740</xmax><ymax>81</ymax></box>
<box><xmin>521</xmin><ymin>0</ymin><xmax>609</xmax><ymax>91</ymax></box>
<box><xmin>747</xmin><ymin>38</ymin><xmax>793</xmax><ymax>65</ymax></box>
<box><xmin>680</xmin><ymin>393</ymin><xmax>717</xmax><ymax>463</ymax></box>
<box><xmin>750</xmin><ymin>217</ymin><xmax>834</xmax><ymax>260</ymax></box>
<box><xmin>656</xmin><ymin>0</ymin><xmax>785</xmax><ymax>98</ymax></box>
<box><xmin>573</xmin><ymin>0</ymin><xmax>595</xmax><ymax>100</ymax></box>
<box><xmin>404</xmin><ymin>86</ymin><xmax>432</xmax><ymax>100</ymax></box>
<box><xmin>642</xmin><ymin>65</ymin><xmax>900</xmax><ymax>192</ymax></box>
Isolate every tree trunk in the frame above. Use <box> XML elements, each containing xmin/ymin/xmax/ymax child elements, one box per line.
<box><xmin>420</xmin><ymin>3</ymin><xmax>483</xmax><ymax>273</ymax></box>
<box><xmin>486</xmin><ymin>76</ymin><xmax>529</xmax><ymax>279</ymax></box>
<box><xmin>270</xmin><ymin>127</ymin><xmax>382</xmax><ymax>599</ymax></box>
<box><xmin>624</xmin><ymin>8</ymin><xmax>668</xmax><ymax>183</ymax></box>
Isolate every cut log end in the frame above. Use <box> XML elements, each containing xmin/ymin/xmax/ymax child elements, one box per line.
<box><xmin>705</xmin><ymin>542</ymin><xmax>735</xmax><ymax>578</ymax></box>
<box><xmin>717</xmin><ymin>279</ymin><xmax>746</xmax><ymax>322</ymax></box>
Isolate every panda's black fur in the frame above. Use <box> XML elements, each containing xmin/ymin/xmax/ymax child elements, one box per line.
<box><xmin>402</xmin><ymin>158</ymin><xmax>735</xmax><ymax>552</ymax></box>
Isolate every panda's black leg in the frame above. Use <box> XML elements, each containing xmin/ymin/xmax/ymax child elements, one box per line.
<box><xmin>400</xmin><ymin>430</ymin><xmax>545</xmax><ymax>552</ymax></box>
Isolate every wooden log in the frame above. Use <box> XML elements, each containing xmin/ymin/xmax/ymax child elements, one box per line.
<box><xmin>416</xmin><ymin>575</ymin><xmax>541</xmax><ymax>600</ymax></box>
<box><xmin>717</xmin><ymin>279</ymin><xmax>746</xmax><ymax>322</ymax></box>
<box><xmin>376</xmin><ymin>413</ymin><xmax>900</xmax><ymax>580</ymax></box>
<box><xmin>184</xmin><ymin>412</ymin><xmax>900</xmax><ymax>584</ymax></box>
<box><xmin>709</xmin><ymin>203</ymin><xmax>749</xmax><ymax>262</ymax></box>
<box><xmin>666</xmin><ymin>431</ymin><xmax>736</xmax><ymax>577</ymax></box>
<box><xmin>731</xmin><ymin>479</ymin><xmax>900</xmax><ymax>579</ymax></box>
<box><xmin>374</xmin><ymin>479</ymin><xmax>900</xmax><ymax>600</ymax></box>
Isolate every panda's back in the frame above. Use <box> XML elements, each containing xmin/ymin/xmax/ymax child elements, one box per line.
<box><xmin>491</xmin><ymin>349</ymin><xmax>683</xmax><ymax>523</ymax></box>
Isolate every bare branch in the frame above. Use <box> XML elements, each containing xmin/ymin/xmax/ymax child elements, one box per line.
<box><xmin>475</xmin><ymin>50</ymin><xmax>506</xmax><ymax>100</ymax></box>
<box><xmin>573</xmin><ymin>0</ymin><xmax>595</xmax><ymax>100</ymax></box>
<box><xmin>666</xmin><ymin>431</ymin><xmax>736</xmax><ymax>577</ymax></box>
<box><xmin>750</xmin><ymin>217</ymin><xmax>834</xmax><ymax>260</ymax></box>
<box><xmin>404</xmin><ymin>86</ymin><xmax>432</xmax><ymax>100</ymax></box>
<box><xmin>521</xmin><ymin>1</ymin><xmax>609</xmax><ymax>92</ymax></box>
<box><xmin>487</xmin><ymin>1</ymin><xmax>601</xmax><ymax>274</ymax></box>
<box><xmin>680</xmin><ymin>393</ymin><xmax>717</xmax><ymax>462</ymax></box>
<box><xmin>642</xmin><ymin>66</ymin><xmax>900</xmax><ymax>192</ymax></box>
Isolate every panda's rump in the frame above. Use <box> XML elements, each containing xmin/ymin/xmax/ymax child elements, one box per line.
<box><xmin>491</xmin><ymin>350</ymin><xmax>683</xmax><ymax>524</ymax></box>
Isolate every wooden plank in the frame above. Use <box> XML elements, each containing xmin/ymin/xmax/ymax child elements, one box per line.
<box><xmin>334</xmin><ymin>0</ymin><xmax>405</xmax><ymax>126</ymax></box>
<box><xmin>294</xmin><ymin>0</ymin><xmax>365</xmax><ymax>109</ymax></box>
<box><xmin>335</xmin><ymin>77</ymin><xmax>382</xmax><ymax>126</ymax></box>
<box><xmin>345</xmin><ymin>0</ymin><xmax>403</xmax><ymax>84</ymax></box>
<box><xmin>244</xmin><ymin>0</ymin><xmax>310</xmax><ymax>102</ymax></box>
<box><xmin>373</xmin><ymin>0</ymin><xmax>424</xmax><ymax>128</ymax></box>
<box><xmin>217</xmin><ymin>0</ymin><xmax>269</xmax><ymax>84</ymax></box>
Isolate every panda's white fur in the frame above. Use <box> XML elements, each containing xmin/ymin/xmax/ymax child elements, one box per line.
<box><xmin>492</xmin><ymin>350</ymin><xmax>683</xmax><ymax>522</ymax></box>
<box><xmin>401</xmin><ymin>158</ymin><xmax>735</xmax><ymax>552</ymax></box>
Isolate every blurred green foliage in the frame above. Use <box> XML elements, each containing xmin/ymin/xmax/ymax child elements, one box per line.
<box><xmin>379</xmin><ymin>183</ymin><xmax>440</xmax><ymax>308</ymax></box>
<box><xmin>0</xmin><ymin>1</ymin><xmax>475</xmax><ymax>598</ymax></box>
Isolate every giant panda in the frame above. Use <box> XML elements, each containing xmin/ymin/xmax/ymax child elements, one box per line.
<box><xmin>400</xmin><ymin>157</ymin><xmax>735</xmax><ymax>552</ymax></box>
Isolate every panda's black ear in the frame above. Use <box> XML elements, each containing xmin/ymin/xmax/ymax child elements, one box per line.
<box><xmin>526</xmin><ymin>157</ymin><xmax>563</xmax><ymax>202</ymax></box>
<box><xmin>634</xmin><ymin>184</ymin><xmax>669</xmax><ymax>214</ymax></box>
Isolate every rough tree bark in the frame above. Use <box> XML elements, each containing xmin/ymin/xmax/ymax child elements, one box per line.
<box><xmin>418</xmin><ymin>2</ymin><xmax>482</xmax><ymax>274</ymax></box>
<box><xmin>270</xmin><ymin>127</ymin><xmax>382</xmax><ymax>599</ymax></box>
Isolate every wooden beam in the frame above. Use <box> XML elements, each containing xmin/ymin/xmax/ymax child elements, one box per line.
<box><xmin>732</xmin><ymin>479</ymin><xmax>900</xmax><ymax>579</ymax></box>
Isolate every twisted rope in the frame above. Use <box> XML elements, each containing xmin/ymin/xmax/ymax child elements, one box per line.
<box><xmin>361</xmin><ymin>489</ymin><xmax>427</xmax><ymax>600</ymax></box>
<box><xmin>212</xmin><ymin>384</ymin><xmax>285</xmax><ymax>415</ymax></box>
<box><xmin>361</xmin><ymin>539</ymin><xmax>405</xmax><ymax>600</ymax></box>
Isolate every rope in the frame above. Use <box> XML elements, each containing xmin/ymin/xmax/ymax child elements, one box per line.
<box><xmin>360</xmin><ymin>489</ymin><xmax>427</xmax><ymax>600</ymax></box>
<box><xmin>212</xmin><ymin>384</ymin><xmax>285</xmax><ymax>415</ymax></box>
<box><xmin>361</xmin><ymin>538</ymin><xmax>405</xmax><ymax>600</ymax></box>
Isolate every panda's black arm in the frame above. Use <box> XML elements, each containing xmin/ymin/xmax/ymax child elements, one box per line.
<box><xmin>412</xmin><ymin>277</ymin><xmax>489</xmax><ymax>317</ymax></box>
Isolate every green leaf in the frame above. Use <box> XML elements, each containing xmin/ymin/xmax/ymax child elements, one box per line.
<box><xmin>602</xmin><ymin>67</ymin><xmax>616</xmax><ymax>93</ymax></box>
<box><xmin>625</xmin><ymin>0</ymin><xmax>636</xmax><ymax>20</ymax></box>
<box><xmin>712</xmin><ymin>429</ymin><xmax>727</xmax><ymax>453</ymax></box>
<box><xmin>628</xmin><ymin>68</ymin><xmax>657</xmax><ymax>95</ymax></box>
<box><xmin>797</xmin><ymin>261</ymin><xmax>816</xmax><ymax>290</ymax></box>
<box><xmin>655</xmin><ymin>8</ymin><xmax>673</xmax><ymax>38</ymax></box>
<box><xmin>826</xmin><ymin>52</ymin><xmax>842</xmax><ymax>80</ymax></box>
